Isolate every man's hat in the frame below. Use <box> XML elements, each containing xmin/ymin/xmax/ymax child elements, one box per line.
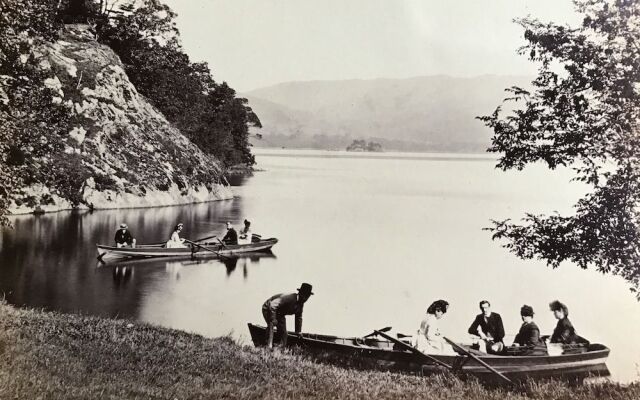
<box><xmin>297</xmin><ymin>283</ymin><xmax>314</xmax><ymax>296</ymax></box>
<box><xmin>120</xmin><ymin>223</ymin><xmax>127</xmax><ymax>229</ymax></box>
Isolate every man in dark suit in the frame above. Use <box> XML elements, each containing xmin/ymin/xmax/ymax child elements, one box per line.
<box><xmin>221</xmin><ymin>221</ymin><xmax>238</xmax><ymax>245</ymax></box>
<box><xmin>468</xmin><ymin>300</ymin><xmax>505</xmax><ymax>354</ymax></box>
<box><xmin>262</xmin><ymin>283</ymin><xmax>314</xmax><ymax>348</ymax></box>
<box><xmin>114</xmin><ymin>223</ymin><xmax>136</xmax><ymax>248</ymax></box>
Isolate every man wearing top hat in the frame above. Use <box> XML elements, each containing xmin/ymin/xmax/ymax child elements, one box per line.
<box><xmin>262</xmin><ymin>283</ymin><xmax>314</xmax><ymax>348</ymax></box>
<box><xmin>114</xmin><ymin>223</ymin><xmax>136</xmax><ymax>248</ymax></box>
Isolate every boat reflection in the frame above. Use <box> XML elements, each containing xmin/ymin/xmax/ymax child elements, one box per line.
<box><xmin>98</xmin><ymin>251</ymin><xmax>276</xmax><ymax>281</ymax></box>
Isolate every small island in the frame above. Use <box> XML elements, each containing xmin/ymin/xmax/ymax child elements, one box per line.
<box><xmin>346</xmin><ymin>139</ymin><xmax>383</xmax><ymax>152</ymax></box>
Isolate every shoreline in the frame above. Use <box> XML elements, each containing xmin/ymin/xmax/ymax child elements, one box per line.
<box><xmin>7</xmin><ymin>184</ymin><xmax>234</xmax><ymax>216</ymax></box>
<box><xmin>1</xmin><ymin>302</ymin><xmax>637</xmax><ymax>399</ymax></box>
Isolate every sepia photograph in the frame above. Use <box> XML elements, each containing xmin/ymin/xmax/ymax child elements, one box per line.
<box><xmin>0</xmin><ymin>0</ymin><xmax>639</xmax><ymax>398</ymax></box>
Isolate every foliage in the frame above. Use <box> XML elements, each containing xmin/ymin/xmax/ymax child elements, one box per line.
<box><xmin>0</xmin><ymin>0</ymin><xmax>73</xmax><ymax>224</ymax></box>
<box><xmin>346</xmin><ymin>139</ymin><xmax>383</xmax><ymax>152</ymax></box>
<box><xmin>478</xmin><ymin>0</ymin><xmax>640</xmax><ymax>296</ymax></box>
<box><xmin>94</xmin><ymin>0</ymin><xmax>261</xmax><ymax>166</ymax></box>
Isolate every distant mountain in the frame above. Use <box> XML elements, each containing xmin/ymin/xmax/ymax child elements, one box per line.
<box><xmin>244</xmin><ymin>75</ymin><xmax>532</xmax><ymax>152</ymax></box>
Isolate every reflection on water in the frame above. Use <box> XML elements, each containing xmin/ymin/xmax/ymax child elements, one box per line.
<box><xmin>1</xmin><ymin>149</ymin><xmax>639</xmax><ymax>383</ymax></box>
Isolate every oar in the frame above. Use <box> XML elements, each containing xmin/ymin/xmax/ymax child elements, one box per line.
<box><xmin>443</xmin><ymin>337</ymin><xmax>513</xmax><ymax>384</ymax></box>
<box><xmin>184</xmin><ymin>239</ymin><xmax>230</xmax><ymax>260</ymax></box>
<box><xmin>363</xmin><ymin>326</ymin><xmax>391</xmax><ymax>338</ymax></box>
<box><xmin>192</xmin><ymin>234</ymin><xmax>218</xmax><ymax>243</ymax></box>
<box><xmin>216</xmin><ymin>237</ymin><xmax>229</xmax><ymax>249</ymax></box>
<box><xmin>374</xmin><ymin>329</ymin><xmax>453</xmax><ymax>370</ymax></box>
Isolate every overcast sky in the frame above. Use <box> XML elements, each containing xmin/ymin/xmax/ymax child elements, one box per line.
<box><xmin>163</xmin><ymin>0</ymin><xmax>582</xmax><ymax>92</ymax></box>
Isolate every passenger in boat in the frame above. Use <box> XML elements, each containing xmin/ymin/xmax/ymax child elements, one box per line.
<box><xmin>114</xmin><ymin>223</ymin><xmax>136</xmax><ymax>248</ymax></box>
<box><xmin>468</xmin><ymin>300</ymin><xmax>505</xmax><ymax>354</ymax></box>
<box><xmin>166</xmin><ymin>223</ymin><xmax>186</xmax><ymax>248</ymax></box>
<box><xmin>415</xmin><ymin>299</ymin><xmax>456</xmax><ymax>355</ymax></box>
<box><xmin>548</xmin><ymin>300</ymin><xmax>579</xmax><ymax>344</ymax></box>
<box><xmin>238</xmin><ymin>219</ymin><xmax>252</xmax><ymax>245</ymax></box>
<box><xmin>262</xmin><ymin>283</ymin><xmax>314</xmax><ymax>348</ymax></box>
<box><xmin>221</xmin><ymin>221</ymin><xmax>238</xmax><ymax>245</ymax></box>
<box><xmin>513</xmin><ymin>305</ymin><xmax>542</xmax><ymax>347</ymax></box>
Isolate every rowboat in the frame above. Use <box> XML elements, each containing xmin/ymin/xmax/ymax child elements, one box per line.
<box><xmin>96</xmin><ymin>238</ymin><xmax>278</xmax><ymax>259</ymax></box>
<box><xmin>247</xmin><ymin>324</ymin><xmax>610</xmax><ymax>383</ymax></box>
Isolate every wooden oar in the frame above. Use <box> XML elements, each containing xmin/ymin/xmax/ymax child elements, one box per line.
<box><xmin>184</xmin><ymin>239</ymin><xmax>230</xmax><ymax>260</ymax></box>
<box><xmin>216</xmin><ymin>237</ymin><xmax>229</xmax><ymax>249</ymax></box>
<box><xmin>374</xmin><ymin>329</ymin><xmax>453</xmax><ymax>370</ymax></box>
<box><xmin>443</xmin><ymin>337</ymin><xmax>512</xmax><ymax>384</ymax></box>
<box><xmin>363</xmin><ymin>326</ymin><xmax>391</xmax><ymax>338</ymax></box>
<box><xmin>192</xmin><ymin>234</ymin><xmax>218</xmax><ymax>243</ymax></box>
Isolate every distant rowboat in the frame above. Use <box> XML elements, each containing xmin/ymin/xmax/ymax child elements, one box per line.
<box><xmin>247</xmin><ymin>323</ymin><xmax>610</xmax><ymax>383</ymax></box>
<box><xmin>97</xmin><ymin>238</ymin><xmax>278</xmax><ymax>259</ymax></box>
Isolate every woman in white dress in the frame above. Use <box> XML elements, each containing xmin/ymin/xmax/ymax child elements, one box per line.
<box><xmin>166</xmin><ymin>223</ymin><xmax>186</xmax><ymax>248</ymax></box>
<box><xmin>415</xmin><ymin>299</ymin><xmax>456</xmax><ymax>355</ymax></box>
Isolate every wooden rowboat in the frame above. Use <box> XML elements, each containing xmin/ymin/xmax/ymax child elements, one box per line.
<box><xmin>97</xmin><ymin>238</ymin><xmax>278</xmax><ymax>259</ymax></box>
<box><xmin>247</xmin><ymin>324</ymin><xmax>610</xmax><ymax>383</ymax></box>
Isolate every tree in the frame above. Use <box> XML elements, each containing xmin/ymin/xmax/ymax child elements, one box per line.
<box><xmin>478</xmin><ymin>0</ymin><xmax>640</xmax><ymax>297</ymax></box>
<box><xmin>95</xmin><ymin>0</ymin><xmax>261</xmax><ymax>166</ymax></box>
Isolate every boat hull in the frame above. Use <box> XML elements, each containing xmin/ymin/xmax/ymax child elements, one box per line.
<box><xmin>247</xmin><ymin>324</ymin><xmax>610</xmax><ymax>383</ymax></box>
<box><xmin>97</xmin><ymin>238</ymin><xmax>278</xmax><ymax>259</ymax></box>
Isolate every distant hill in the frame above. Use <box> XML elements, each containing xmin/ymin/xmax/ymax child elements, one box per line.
<box><xmin>244</xmin><ymin>75</ymin><xmax>532</xmax><ymax>152</ymax></box>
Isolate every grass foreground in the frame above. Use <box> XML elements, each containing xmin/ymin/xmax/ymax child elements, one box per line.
<box><xmin>0</xmin><ymin>302</ymin><xmax>638</xmax><ymax>399</ymax></box>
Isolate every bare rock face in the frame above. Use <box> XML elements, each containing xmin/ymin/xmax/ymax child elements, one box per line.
<box><xmin>9</xmin><ymin>24</ymin><xmax>232</xmax><ymax>214</ymax></box>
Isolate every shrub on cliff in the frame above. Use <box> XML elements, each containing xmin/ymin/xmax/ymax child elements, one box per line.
<box><xmin>0</xmin><ymin>0</ymin><xmax>75</xmax><ymax>223</ymax></box>
<box><xmin>92</xmin><ymin>0</ymin><xmax>261</xmax><ymax>167</ymax></box>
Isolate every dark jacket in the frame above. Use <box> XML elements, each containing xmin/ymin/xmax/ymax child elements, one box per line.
<box><xmin>514</xmin><ymin>321</ymin><xmax>542</xmax><ymax>346</ymax></box>
<box><xmin>262</xmin><ymin>293</ymin><xmax>305</xmax><ymax>347</ymax></box>
<box><xmin>468</xmin><ymin>313</ymin><xmax>505</xmax><ymax>342</ymax></box>
<box><xmin>114</xmin><ymin>229</ymin><xmax>133</xmax><ymax>245</ymax></box>
<box><xmin>222</xmin><ymin>228</ymin><xmax>238</xmax><ymax>245</ymax></box>
<box><xmin>550</xmin><ymin>317</ymin><xmax>578</xmax><ymax>344</ymax></box>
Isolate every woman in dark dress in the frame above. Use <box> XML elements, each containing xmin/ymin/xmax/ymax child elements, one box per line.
<box><xmin>548</xmin><ymin>300</ymin><xmax>579</xmax><ymax>344</ymax></box>
<box><xmin>514</xmin><ymin>305</ymin><xmax>542</xmax><ymax>346</ymax></box>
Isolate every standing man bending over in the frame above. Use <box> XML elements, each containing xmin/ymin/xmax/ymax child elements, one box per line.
<box><xmin>468</xmin><ymin>300</ymin><xmax>505</xmax><ymax>354</ymax></box>
<box><xmin>262</xmin><ymin>283</ymin><xmax>314</xmax><ymax>348</ymax></box>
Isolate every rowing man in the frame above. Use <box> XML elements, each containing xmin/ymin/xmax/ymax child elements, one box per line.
<box><xmin>262</xmin><ymin>283</ymin><xmax>314</xmax><ymax>348</ymax></box>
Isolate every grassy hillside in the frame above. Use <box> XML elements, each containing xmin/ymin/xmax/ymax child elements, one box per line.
<box><xmin>1</xmin><ymin>302</ymin><xmax>637</xmax><ymax>399</ymax></box>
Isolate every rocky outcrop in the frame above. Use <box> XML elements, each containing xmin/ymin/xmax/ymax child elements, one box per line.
<box><xmin>8</xmin><ymin>25</ymin><xmax>232</xmax><ymax>214</ymax></box>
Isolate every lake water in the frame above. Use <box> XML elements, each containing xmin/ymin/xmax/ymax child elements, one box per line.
<box><xmin>1</xmin><ymin>149</ymin><xmax>638</xmax><ymax>382</ymax></box>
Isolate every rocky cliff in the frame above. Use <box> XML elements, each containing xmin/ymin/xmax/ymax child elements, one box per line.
<box><xmin>8</xmin><ymin>25</ymin><xmax>232</xmax><ymax>214</ymax></box>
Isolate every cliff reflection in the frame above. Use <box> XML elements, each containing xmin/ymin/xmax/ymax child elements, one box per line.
<box><xmin>0</xmin><ymin>198</ymin><xmax>246</xmax><ymax>320</ymax></box>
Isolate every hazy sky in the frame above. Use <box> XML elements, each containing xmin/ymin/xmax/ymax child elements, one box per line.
<box><xmin>163</xmin><ymin>0</ymin><xmax>582</xmax><ymax>92</ymax></box>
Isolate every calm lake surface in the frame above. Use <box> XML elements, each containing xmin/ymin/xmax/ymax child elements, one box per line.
<box><xmin>1</xmin><ymin>149</ymin><xmax>638</xmax><ymax>382</ymax></box>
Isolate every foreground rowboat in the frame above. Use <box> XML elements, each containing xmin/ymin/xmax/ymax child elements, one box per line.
<box><xmin>97</xmin><ymin>238</ymin><xmax>278</xmax><ymax>259</ymax></box>
<box><xmin>247</xmin><ymin>323</ymin><xmax>610</xmax><ymax>383</ymax></box>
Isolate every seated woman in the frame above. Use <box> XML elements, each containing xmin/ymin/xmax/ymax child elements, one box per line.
<box><xmin>166</xmin><ymin>223</ymin><xmax>186</xmax><ymax>248</ymax></box>
<box><xmin>509</xmin><ymin>305</ymin><xmax>547</xmax><ymax>356</ymax></box>
<box><xmin>238</xmin><ymin>219</ymin><xmax>252</xmax><ymax>245</ymax></box>
<box><xmin>548</xmin><ymin>300</ymin><xmax>579</xmax><ymax>344</ymax></box>
<box><xmin>414</xmin><ymin>300</ymin><xmax>456</xmax><ymax>355</ymax></box>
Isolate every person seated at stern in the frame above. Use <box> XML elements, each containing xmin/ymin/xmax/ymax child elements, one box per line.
<box><xmin>262</xmin><ymin>283</ymin><xmax>314</xmax><ymax>348</ymax></box>
<box><xmin>548</xmin><ymin>300</ymin><xmax>580</xmax><ymax>344</ymax></box>
<box><xmin>238</xmin><ymin>219</ymin><xmax>252</xmax><ymax>244</ymax></box>
<box><xmin>114</xmin><ymin>223</ymin><xmax>136</xmax><ymax>248</ymax></box>
<box><xmin>468</xmin><ymin>300</ymin><xmax>505</xmax><ymax>354</ymax></box>
<box><xmin>221</xmin><ymin>221</ymin><xmax>238</xmax><ymax>245</ymax></box>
